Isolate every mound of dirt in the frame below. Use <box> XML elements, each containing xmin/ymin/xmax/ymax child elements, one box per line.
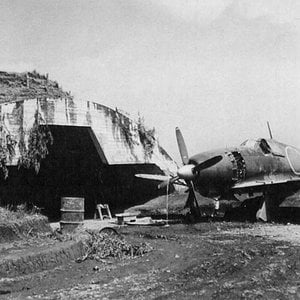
<box><xmin>0</xmin><ymin>215</ymin><xmax>51</xmax><ymax>243</ymax></box>
<box><xmin>125</xmin><ymin>192</ymin><xmax>215</xmax><ymax>217</ymax></box>
<box><xmin>0</xmin><ymin>71</ymin><xmax>71</xmax><ymax>103</ymax></box>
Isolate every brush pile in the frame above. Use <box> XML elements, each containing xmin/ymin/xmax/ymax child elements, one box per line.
<box><xmin>78</xmin><ymin>230</ymin><xmax>152</xmax><ymax>262</ymax></box>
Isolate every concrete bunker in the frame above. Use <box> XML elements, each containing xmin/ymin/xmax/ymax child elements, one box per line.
<box><xmin>0</xmin><ymin>71</ymin><xmax>178</xmax><ymax>220</ymax></box>
<box><xmin>0</xmin><ymin>125</ymin><xmax>168</xmax><ymax>220</ymax></box>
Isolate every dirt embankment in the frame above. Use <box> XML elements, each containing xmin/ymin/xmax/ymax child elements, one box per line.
<box><xmin>0</xmin><ymin>215</ymin><xmax>51</xmax><ymax>244</ymax></box>
<box><xmin>0</xmin><ymin>207</ymin><xmax>52</xmax><ymax>243</ymax></box>
<box><xmin>125</xmin><ymin>192</ymin><xmax>215</xmax><ymax>217</ymax></box>
<box><xmin>0</xmin><ymin>208</ymin><xmax>87</xmax><ymax>279</ymax></box>
<box><xmin>0</xmin><ymin>71</ymin><xmax>71</xmax><ymax>103</ymax></box>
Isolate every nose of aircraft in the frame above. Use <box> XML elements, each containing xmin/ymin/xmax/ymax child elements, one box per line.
<box><xmin>174</xmin><ymin>128</ymin><xmax>232</xmax><ymax>194</ymax></box>
<box><xmin>177</xmin><ymin>164</ymin><xmax>195</xmax><ymax>180</ymax></box>
<box><xmin>176</xmin><ymin>154</ymin><xmax>225</xmax><ymax>182</ymax></box>
<box><xmin>189</xmin><ymin>152</ymin><xmax>234</xmax><ymax>188</ymax></box>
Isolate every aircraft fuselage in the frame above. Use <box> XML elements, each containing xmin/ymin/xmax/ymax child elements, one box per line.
<box><xmin>189</xmin><ymin>138</ymin><xmax>300</xmax><ymax>199</ymax></box>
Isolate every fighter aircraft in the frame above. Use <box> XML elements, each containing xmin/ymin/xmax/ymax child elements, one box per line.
<box><xmin>136</xmin><ymin>126</ymin><xmax>300</xmax><ymax>222</ymax></box>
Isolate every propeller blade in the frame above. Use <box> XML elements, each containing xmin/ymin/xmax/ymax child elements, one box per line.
<box><xmin>184</xmin><ymin>181</ymin><xmax>200</xmax><ymax>214</ymax></box>
<box><xmin>158</xmin><ymin>181</ymin><xmax>169</xmax><ymax>190</ymax></box>
<box><xmin>184</xmin><ymin>184</ymin><xmax>194</xmax><ymax>209</ymax></box>
<box><xmin>176</xmin><ymin>127</ymin><xmax>189</xmax><ymax>165</ymax></box>
<box><xmin>193</xmin><ymin>155</ymin><xmax>223</xmax><ymax>173</ymax></box>
<box><xmin>158</xmin><ymin>176</ymin><xmax>179</xmax><ymax>189</ymax></box>
<box><xmin>135</xmin><ymin>174</ymin><xmax>170</xmax><ymax>181</ymax></box>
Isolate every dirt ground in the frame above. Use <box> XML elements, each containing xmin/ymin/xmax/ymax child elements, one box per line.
<box><xmin>0</xmin><ymin>221</ymin><xmax>299</xmax><ymax>300</ymax></box>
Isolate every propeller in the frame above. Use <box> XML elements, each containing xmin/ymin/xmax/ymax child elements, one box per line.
<box><xmin>160</xmin><ymin>127</ymin><xmax>222</xmax><ymax>213</ymax></box>
<box><xmin>135</xmin><ymin>174</ymin><xmax>171</xmax><ymax>181</ymax></box>
<box><xmin>159</xmin><ymin>128</ymin><xmax>222</xmax><ymax>188</ymax></box>
<box><xmin>136</xmin><ymin>127</ymin><xmax>223</xmax><ymax>217</ymax></box>
<box><xmin>193</xmin><ymin>155</ymin><xmax>223</xmax><ymax>173</ymax></box>
<box><xmin>176</xmin><ymin>127</ymin><xmax>189</xmax><ymax>165</ymax></box>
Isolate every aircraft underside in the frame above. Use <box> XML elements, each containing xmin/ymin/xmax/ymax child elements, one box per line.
<box><xmin>194</xmin><ymin>185</ymin><xmax>300</xmax><ymax>222</ymax></box>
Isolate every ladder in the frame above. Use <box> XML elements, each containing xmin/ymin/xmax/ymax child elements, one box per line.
<box><xmin>96</xmin><ymin>204</ymin><xmax>112</xmax><ymax>220</ymax></box>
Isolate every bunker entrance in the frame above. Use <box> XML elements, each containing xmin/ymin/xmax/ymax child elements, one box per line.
<box><xmin>0</xmin><ymin>125</ymin><xmax>166</xmax><ymax>220</ymax></box>
<box><xmin>23</xmin><ymin>125</ymin><xmax>104</xmax><ymax>220</ymax></box>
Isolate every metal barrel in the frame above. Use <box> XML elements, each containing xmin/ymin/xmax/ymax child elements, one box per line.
<box><xmin>60</xmin><ymin>197</ymin><xmax>84</xmax><ymax>232</ymax></box>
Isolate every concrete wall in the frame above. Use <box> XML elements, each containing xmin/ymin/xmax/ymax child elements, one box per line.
<box><xmin>1</xmin><ymin>97</ymin><xmax>177</xmax><ymax>174</ymax></box>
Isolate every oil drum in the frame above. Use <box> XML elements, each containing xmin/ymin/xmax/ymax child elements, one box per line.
<box><xmin>60</xmin><ymin>197</ymin><xmax>84</xmax><ymax>232</ymax></box>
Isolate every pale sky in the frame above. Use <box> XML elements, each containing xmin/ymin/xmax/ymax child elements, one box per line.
<box><xmin>0</xmin><ymin>0</ymin><xmax>300</xmax><ymax>162</ymax></box>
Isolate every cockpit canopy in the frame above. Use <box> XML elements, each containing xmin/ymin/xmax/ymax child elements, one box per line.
<box><xmin>240</xmin><ymin>138</ymin><xmax>285</xmax><ymax>156</ymax></box>
<box><xmin>240</xmin><ymin>139</ymin><xmax>258</xmax><ymax>149</ymax></box>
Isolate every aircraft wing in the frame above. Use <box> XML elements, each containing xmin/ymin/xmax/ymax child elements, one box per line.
<box><xmin>135</xmin><ymin>174</ymin><xmax>187</xmax><ymax>187</ymax></box>
<box><xmin>135</xmin><ymin>174</ymin><xmax>170</xmax><ymax>181</ymax></box>
<box><xmin>232</xmin><ymin>176</ymin><xmax>300</xmax><ymax>191</ymax></box>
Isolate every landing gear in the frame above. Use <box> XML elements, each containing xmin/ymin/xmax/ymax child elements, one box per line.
<box><xmin>256</xmin><ymin>199</ymin><xmax>268</xmax><ymax>222</ymax></box>
<box><xmin>256</xmin><ymin>192</ymin><xmax>276</xmax><ymax>222</ymax></box>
